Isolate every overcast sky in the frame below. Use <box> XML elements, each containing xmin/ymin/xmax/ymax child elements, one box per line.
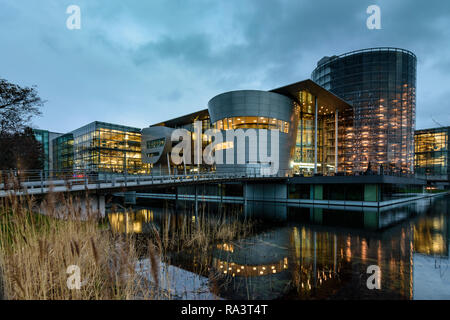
<box><xmin>1</xmin><ymin>0</ymin><xmax>449</xmax><ymax>133</ymax></box>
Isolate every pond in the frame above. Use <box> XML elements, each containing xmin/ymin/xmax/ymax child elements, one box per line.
<box><xmin>108</xmin><ymin>195</ymin><xmax>450</xmax><ymax>300</ymax></box>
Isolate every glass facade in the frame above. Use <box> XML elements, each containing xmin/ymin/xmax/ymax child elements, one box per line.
<box><xmin>146</xmin><ymin>110</ymin><xmax>213</xmax><ymax>173</ymax></box>
<box><xmin>34</xmin><ymin>129</ymin><xmax>62</xmax><ymax>175</ymax></box>
<box><xmin>312</xmin><ymin>48</ymin><xmax>417</xmax><ymax>175</ymax></box>
<box><xmin>146</xmin><ymin>138</ymin><xmax>165</xmax><ymax>149</ymax></box>
<box><xmin>415</xmin><ymin>127</ymin><xmax>450</xmax><ymax>179</ymax></box>
<box><xmin>157</xmin><ymin>112</ymin><xmax>212</xmax><ymax>172</ymax></box>
<box><xmin>207</xmin><ymin>90</ymin><xmax>297</xmax><ymax>175</ymax></box>
<box><xmin>52</xmin><ymin>122</ymin><xmax>149</xmax><ymax>174</ymax></box>
<box><xmin>52</xmin><ymin>133</ymin><xmax>74</xmax><ymax>171</ymax></box>
<box><xmin>72</xmin><ymin>122</ymin><xmax>149</xmax><ymax>174</ymax></box>
<box><xmin>33</xmin><ymin>129</ymin><xmax>50</xmax><ymax>172</ymax></box>
<box><xmin>292</xmin><ymin>90</ymin><xmax>342</xmax><ymax>176</ymax></box>
<box><xmin>209</xmin><ymin>87</ymin><xmax>347</xmax><ymax>176</ymax></box>
<box><xmin>213</xmin><ymin>116</ymin><xmax>290</xmax><ymax>133</ymax></box>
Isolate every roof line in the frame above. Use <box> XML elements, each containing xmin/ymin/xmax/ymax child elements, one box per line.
<box><xmin>316</xmin><ymin>47</ymin><xmax>416</xmax><ymax>68</ymax></box>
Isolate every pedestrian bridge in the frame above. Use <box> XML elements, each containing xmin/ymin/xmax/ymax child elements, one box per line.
<box><xmin>0</xmin><ymin>170</ymin><xmax>290</xmax><ymax>198</ymax></box>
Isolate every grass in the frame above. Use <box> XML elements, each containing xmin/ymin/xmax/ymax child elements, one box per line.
<box><xmin>0</xmin><ymin>190</ymin><xmax>253</xmax><ymax>300</ymax></box>
<box><xmin>0</xmin><ymin>193</ymin><xmax>157</xmax><ymax>300</ymax></box>
<box><xmin>159</xmin><ymin>203</ymin><xmax>253</xmax><ymax>253</ymax></box>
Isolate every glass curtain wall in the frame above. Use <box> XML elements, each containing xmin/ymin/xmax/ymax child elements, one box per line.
<box><xmin>33</xmin><ymin>129</ymin><xmax>50</xmax><ymax>172</ymax></box>
<box><xmin>68</xmin><ymin>122</ymin><xmax>149</xmax><ymax>174</ymax></box>
<box><xmin>415</xmin><ymin>128</ymin><xmax>449</xmax><ymax>177</ymax></box>
<box><xmin>214</xmin><ymin>117</ymin><xmax>290</xmax><ymax>132</ymax></box>
<box><xmin>164</xmin><ymin>114</ymin><xmax>212</xmax><ymax>173</ymax></box>
<box><xmin>292</xmin><ymin>90</ymin><xmax>339</xmax><ymax>176</ymax></box>
<box><xmin>312</xmin><ymin>48</ymin><xmax>417</xmax><ymax>175</ymax></box>
<box><xmin>52</xmin><ymin>133</ymin><xmax>74</xmax><ymax>171</ymax></box>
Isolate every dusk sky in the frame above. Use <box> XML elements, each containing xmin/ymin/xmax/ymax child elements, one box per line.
<box><xmin>1</xmin><ymin>0</ymin><xmax>449</xmax><ymax>133</ymax></box>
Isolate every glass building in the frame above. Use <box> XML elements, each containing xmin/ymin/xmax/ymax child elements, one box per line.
<box><xmin>142</xmin><ymin>110</ymin><xmax>212</xmax><ymax>173</ymax></box>
<box><xmin>33</xmin><ymin>129</ymin><xmax>50</xmax><ymax>172</ymax></box>
<box><xmin>312</xmin><ymin>48</ymin><xmax>417</xmax><ymax>175</ymax></box>
<box><xmin>52</xmin><ymin>122</ymin><xmax>149</xmax><ymax>174</ymax></box>
<box><xmin>33</xmin><ymin>129</ymin><xmax>62</xmax><ymax>175</ymax></box>
<box><xmin>36</xmin><ymin>48</ymin><xmax>420</xmax><ymax>179</ymax></box>
<box><xmin>415</xmin><ymin>126</ymin><xmax>450</xmax><ymax>184</ymax></box>
<box><xmin>271</xmin><ymin>81</ymin><xmax>351</xmax><ymax>175</ymax></box>
<box><xmin>52</xmin><ymin>133</ymin><xmax>74</xmax><ymax>171</ymax></box>
<box><xmin>142</xmin><ymin>80</ymin><xmax>351</xmax><ymax>176</ymax></box>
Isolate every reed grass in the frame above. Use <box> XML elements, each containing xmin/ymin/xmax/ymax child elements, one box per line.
<box><xmin>0</xmin><ymin>193</ymin><xmax>154</xmax><ymax>300</ymax></box>
<box><xmin>157</xmin><ymin>203</ymin><xmax>253</xmax><ymax>254</ymax></box>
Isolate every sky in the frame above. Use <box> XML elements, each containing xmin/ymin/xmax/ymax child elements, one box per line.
<box><xmin>1</xmin><ymin>0</ymin><xmax>449</xmax><ymax>133</ymax></box>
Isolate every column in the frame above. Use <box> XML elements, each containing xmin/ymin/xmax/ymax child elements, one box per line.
<box><xmin>167</xmin><ymin>153</ymin><xmax>171</xmax><ymax>176</ymax></box>
<box><xmin>314</xmin><ymin>96</ymin><xmax>318</xmax><ymax>175</ymax></box>
<box><xmin>300</xmin><ymin>111</ymin><xmax>303</xmax><ymax>164</ymax></box>
<box><xmin>335</xmin><ymin>109</ymin><xmax>339</xmax><ymax>174</ymax></box>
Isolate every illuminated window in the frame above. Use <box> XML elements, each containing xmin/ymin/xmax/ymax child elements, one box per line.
<box><xmin>213</xmin><ymin>117</ymin><xmax>289</xmax><ymax>133</ymax></box>
<box><xmin>146</xmin><ymin>138</ymin><xmax>165</xmax><ymax>149</ymax></box>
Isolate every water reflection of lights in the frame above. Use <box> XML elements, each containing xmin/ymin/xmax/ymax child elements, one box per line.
<box><xmin>216</xmin><ymin>243</ymin><xmax>234</xmax><ymax>253</ymax></box>
<box><xmin>361</xmin><ymin>239</ymin><xmax>368</xmax><ymax>262</ymax></box>
<box><xmin>413</xmin><ymin>216</ymin><xmax>447</xmax><ymax>255</ymax></box>
<box><xmin>108</xmin><ymin>209</ymin><xmax>154</xmax><ymax>234</ymax></box>
<box><xmin>213</xmin><ymin>258</ymin><xmax>288</xmax><ymax>277</ymax></box>
<box><xmin>293</xmin><ymin>265</ymin><xmax>339</xmax><ymax>293</ymax></box>
<box><xmin>346</xmin><ymin>236</ymin><xmax>352</xmax><ymax>262</ymax></box>
<box><xmin>103</xmin><ymin>200</ymin><xmax>449</xmax><ymax>299</ymax></box>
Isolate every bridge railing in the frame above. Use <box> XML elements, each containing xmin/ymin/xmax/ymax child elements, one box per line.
<box><xmin>0</xmin><ymin>168</ymin><xmax>293</xmax><ymax>194</ymax></box>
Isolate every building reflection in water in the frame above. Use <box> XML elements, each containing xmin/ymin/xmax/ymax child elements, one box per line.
<box><xmin>211</xmin><ymin>224</ymin><xmax>413</xmax><ymax>299</ymax></box>
<box><xmin>411</xmin><ymin>197</ymin><xmax>450</xmax><ymax>299</ymax></box>
<box><xmin>108</xmin><ymin>209</ymin><xmax>154</xmax><ymax>234</ymax></box>
<box><xmin>107</xmin><ymin>196</ymin><xmax>450</xmax><ymax>300</ymax></box>
<box><xmin>414</xmin><ymin>215</ymin><xmax>448</xmax><ymax>256</ymax></box>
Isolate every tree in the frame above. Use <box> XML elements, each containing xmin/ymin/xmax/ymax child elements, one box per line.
<box><xmin>0</xmin><ymin>127</ymin><xmax>43</xmax><ymax>171</ymax></box>
<box><xmin>0</xmin><ymin>78</ymin><xmax>45</xmax><ymax>171</ymax></box>
<box><xmin>0</xmin><ymin>78</ymin><xmax>44</xmax><ymax>134</ymax></box>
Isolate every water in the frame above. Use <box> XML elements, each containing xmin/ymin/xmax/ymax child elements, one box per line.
<box><xmin>108</xmin><ymin>195</ymin><xmax>450</xmax><ymax>300</ymax></box>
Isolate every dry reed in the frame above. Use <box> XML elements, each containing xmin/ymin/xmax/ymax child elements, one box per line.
<box><xmin>158</xmin><ymin>203</ymin><xmax>253</xmax><ymax>253</ymax></box>
<box><xmin>0</xmin><ymin>193</ymin><xmax>153</xmax><ymax>300</ymax></box>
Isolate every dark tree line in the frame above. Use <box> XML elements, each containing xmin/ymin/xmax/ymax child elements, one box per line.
<box><xmin>0</xmin><ymin>78</ymin><xmax>44</xmax><ymax>171</ymax></box>
<box><xmin>0</xmin><ymin>128</ymin><xmax>42</xmax><ymax>171</ymax></box>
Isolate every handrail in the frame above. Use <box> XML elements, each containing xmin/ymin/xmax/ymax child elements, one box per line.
<box><xmin>0</xmin><ymin>168</ymin><xmax>293</xmax><ymax>196</ymax></box>
<box><xmin>0</xmin><ymin>168</ymin><xmax>419</xmax><ymax>196</ymax></box>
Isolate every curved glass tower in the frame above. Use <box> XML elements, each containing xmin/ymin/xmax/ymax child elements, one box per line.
<box><xmin>312</xmin><ymin>48</ymin><xmax>417</xmax><ymax>174</ymax></box>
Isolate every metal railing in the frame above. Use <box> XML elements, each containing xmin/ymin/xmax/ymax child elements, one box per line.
<box><xmin>0</xmin><ymin>168</ymin><xmax>293</xmax><ymax>196</ymax></box>
<box><xmin>0</xmin><ymin>167</ymin><xmax>421</xmax><ymax>197</ymax></box>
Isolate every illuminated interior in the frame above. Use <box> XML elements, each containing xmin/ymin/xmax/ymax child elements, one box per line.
<box><xmin>146</xmin><ymin>138</ymin><xmax>165</xmax><ymax>149</ymax></box>
<box><xmin>213</xmin><ymin>116</ymin><xmax>289</xmax><ymax>133</ymax></box>
<box><xmin>68</xmin><ymin>122</ymin><xmax>150</xmax><ymax>174</ymax></box>
<box><xmin>312</xmin><ymin>48</ymin><xmax>417</xmax><ymax>174</ymax></box>
<box><xmin>209</xmin><ymin>89</ymin><xmax>344</xmax><ymax>176</ymax></box>
<box><xmin>52</xmin><ymin>133</ymin><xmax>74</xmax><ymax>171</ymax></box>
<box><xmin>291</xmin><ymin>90</ymin><xmax>341</xmax><ymax>176</ymax></box>
<box><xmin>415</xmin><ymin>128</ymin><xmax>449</xmax><ymax>177</ymax></box>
